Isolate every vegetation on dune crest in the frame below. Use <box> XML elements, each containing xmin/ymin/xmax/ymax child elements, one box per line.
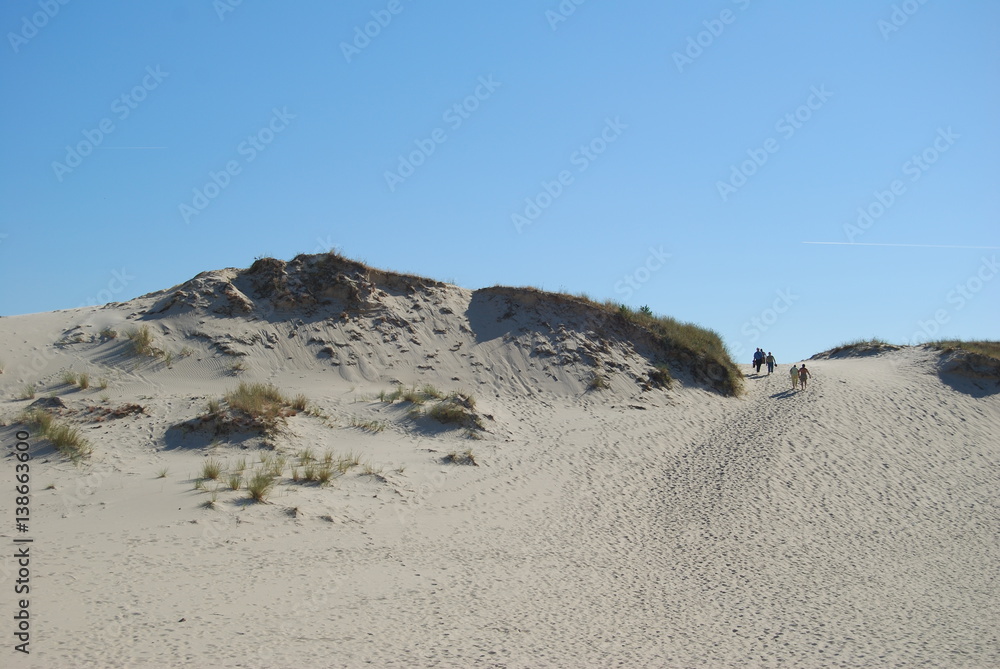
<box><xmin>930</xmin><ymin>339</ymin><xmax>1000</xmax><ymax>361</ymax></box>
<box><xmin>605</xmin><ymin>301</ymin><xmax>742</xmax><ymax>395</ymax></box>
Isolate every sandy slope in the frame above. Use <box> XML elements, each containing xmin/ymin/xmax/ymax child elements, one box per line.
<box><xmin>1</xmin><ymin>284</ymin><xmax>997</xmax><ymax>667</ymax></box>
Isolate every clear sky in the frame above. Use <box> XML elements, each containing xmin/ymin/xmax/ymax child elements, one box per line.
<box><xmin>2</xmin><ymin>0</ymin><xmax>997</xmax><ymax>363</ymax></box>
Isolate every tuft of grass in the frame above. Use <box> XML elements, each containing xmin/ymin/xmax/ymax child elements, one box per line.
<box><xmin>227</xmin><ymin>473</ymin><xmax>242</xmax><ymax>491</ymax></box>
<box><xmin>19</xmin><ymin>385</ymin><xmax>36</xmax><ymax>400</ymax></box>
<box><xmin>99</xmin><ymin>327</ymin><xmax>118</xmax><ymax>341</ymax></box>
<box><xmin>201</xmin><ymin>458</ymin><xmax>223</xmax><ymax>480</ymax></box>
<box><xmin>291</xmin><ymin>393</ymin><xmax>308</xmax><ymax>411</ymax></box>
<box><xmin>233</xmin><ymin>456</ymin><xmax>247</xmax><ymax>473</ymax></box>
<box><xmin>361</xmin><ymin>461</ymin><xmax>383</xmax><ymax>476</ymax></box>
<box><xmin>98</xmin><ymin>377</ymin><xmax>110</xmax><ymax>390</ymax></box>
<box><xmin>298</xmin><ymin>448</ymin><xmax>314</xmax><ymax>465</ymax></box>
<box><xmin>20</xmin><ymin>409</ymin><xmax>91</xmax><ymax>460</ymax></box>
<box><xmin>315</xmin><ymin>463</ymin><xmax>335</xmax><ymax>484</ymax></box>
<box><xmin>221</xmin><ymin>382</ymin><xmax>301</xmax><ymax>431</ymax></box>
<box><xmin>125</xmin><ymin>325</ymin><xmax>158</xmax><ymax>357</ymax></box>
<box><xmin>205</xmin><ymin>398</ymin><xmax>222</xmax><ymax>414</ymax></box>
<box><xmin>382</xmin><ymin>384</ymin><xmax>445</xmax><ymax>405</ymax></box>
<box><xmin>445</xmin><ymin>449</ymin><xmax>478</xmax><ymax>466</ymax></box>
<box><xmin>62</xmin><ymin>370</ymin><xmax>79</xmax><ymax>387</ymax></box>
<box><xmin>350</xmin><ymin>417</ymin><xmax>386</xmax><ymax>432</ymax></box>
<box><xmin>226</xmin><ymin>360</ymin><xmax>247</xmax><ymax>375</ymax></box>
<box><xmin>648</xmin><ymin>363</ymin><xmax>672</xmax><ymax>389</ymax></box>
<box><xmin>427</xmin><ymin>393</ymin><xmax>481</xmax><ymax>430</ymax></box>
<box><xmin>247</xmin><ymin>469</ymin><xmax>275</xmax><ymax>503</ymax></box>
<box><xmin>589</xmin><ymin>371</ymin><xmax>608</xmax><ymax>390</ymax></box>
<box><xmin>156</xmin><ymin>467</ymin><xmax>169</xmax><ymax>479</ymax></box>
<box><xmin>162</xmin><ymin>351</ymin><xmax>174</xmax><ymax>367</ymax></box>
<box><xmin>78</xmin><ymin>373</ymin><xmax>90</xmax><ymax>389</ymax></box>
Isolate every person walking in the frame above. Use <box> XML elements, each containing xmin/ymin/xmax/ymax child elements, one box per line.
<box><xmin>790</xmin><ymin>364</ymin><xmax>799</xmax><ymax>390</ymax></box>
<box><xmin>753</xmin><ymin>348</ymin><xmax>764</xmax><ymax>373</ymax></box>
<box><xmin>798</xmin><ymin>363</ymin><xmax>811</xmax><ymax>390</ymax></box>
<box><xmin>765</xmin><ymin>352</ymin><xmax>776</xmax><ymax>375</ymax></box>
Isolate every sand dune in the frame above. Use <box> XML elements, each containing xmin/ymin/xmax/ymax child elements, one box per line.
<box><xmin>1</xmin><ymin>258</ymin><xmax>997</xmax><ymax>667</ymax></box>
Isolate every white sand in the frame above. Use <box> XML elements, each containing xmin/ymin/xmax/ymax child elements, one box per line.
<box><xmin>1</xmin><ymin>274</ymin><xmax>997</xmax><ymax>667</ymax></box>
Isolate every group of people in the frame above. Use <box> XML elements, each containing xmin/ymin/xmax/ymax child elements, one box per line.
<box><xmin>752</xmin><ymin>348</ymin><xmax>777</xmax><ymax>374</ymax></box>
<box><xmin>752</xmin><ymin>348</ymin><xmax>812</xmax><ymax>390</ymax></box>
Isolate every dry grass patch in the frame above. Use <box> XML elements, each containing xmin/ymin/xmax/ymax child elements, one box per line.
<box><xmin>19</xmin><ymin>408</ymin><xmax>92</xmax><ymax>461</ymax></box>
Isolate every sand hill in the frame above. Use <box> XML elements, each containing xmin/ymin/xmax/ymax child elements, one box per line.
<box><xmin>1</xmin><ymin>255</ymin><xmax>997</xmax><ymax>668</ymax></box>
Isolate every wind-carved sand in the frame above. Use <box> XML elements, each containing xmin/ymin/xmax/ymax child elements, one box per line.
<box><xmin>0</xmin><ymin>254</ymin><xmax>997</xmax><ymax>668</ymax></box>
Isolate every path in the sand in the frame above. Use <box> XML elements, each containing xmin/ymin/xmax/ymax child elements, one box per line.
<box><xmin>327</xmin><ymin>352</ymin><xmax>998</xmax><ymax>667</ymax></box>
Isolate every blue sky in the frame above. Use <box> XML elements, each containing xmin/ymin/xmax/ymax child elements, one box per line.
<box><xmin>1</xmin><ymin>0</ymin><xmax>997</xmax><ymax>363</ymax></box>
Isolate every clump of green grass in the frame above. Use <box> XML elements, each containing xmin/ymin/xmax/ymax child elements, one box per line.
<box><xmin>201</xmin><ymin>458</ymin><xmax>224</xmax><ymax>480</ymax></box>
<box><xmin>291</xmin><ymin>393</ymin><xmax>308</xmax><ymax>411</ymax></box>
<box><xmin>78</xmin><ymin>373</ymin><xmax>90</xmax><ymax>389</ymax></box>
<box><xmin>98</xmin><ymin>377</ymin><xmax>110</xmax><ymax>390</ymax></box>
<box><xmin>19</xmin><ymin>385</ymin><xmax>36</xmax><ymax>400</ymax></box>
<box><xmin>125</xmin><ymin>325</ymin><xmax>158</xmax><ymax>357</ymax></box>
<box><xmin>227</xmin><ymin>473</ymin><xmax>242</xmax><ymax>491</ymax></box>
<box><xmin>19</xmin><ymin>408</ymin><xmax>91</xmax><ymax>460</ymax></box>
<box><xmin>247</xmin><ymin>469</ymin><xmax>275</xmax><ymax>503</ymax></box>
<box><xmin>62</xmin><ymin>370</ymin><xmax>79</xmax><ymax>387</ymax></box>
<box><xmin>298</xmin><ymin>448</ymin><xmax>314</xmax><ymax>466</ymax></box>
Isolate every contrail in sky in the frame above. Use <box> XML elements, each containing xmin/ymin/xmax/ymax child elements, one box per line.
<box><xmin>802</xmin><ymin>241</ymin><xmax>1000</xmax><ymax>250</ymax></box>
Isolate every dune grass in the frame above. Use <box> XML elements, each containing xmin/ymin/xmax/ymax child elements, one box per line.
<box><xmin>445</xmin><ymin>448</ymin><xmax>477</xmax><ymax>466</ymax></box>
<box><xmin>606</xmin><ymin>301</ymin><xmax>742</xmax><ymax>395</ymax></box>
<box><xmin>199</xmin><ymin>382</ymin><xmax>304</xmax><ymax>434</ymax></box>
<box><xmin>930</xmin><ymin>339</ymin><xmax>1000</xmax><ymax>361</ymax></box>
<box><xmin>125</xmin><ymin>325</ymin><xmax>158</xmax><ymax>357</ymax></box>
<box><xmin>19</xmin><ymin>408</ymin><xmax>92</xmax><ymax>460</ymax></box>
<box><xmin>247</xmin><ymin>469</ymin><xmax>275</xmax><ymax>503</ymax></box>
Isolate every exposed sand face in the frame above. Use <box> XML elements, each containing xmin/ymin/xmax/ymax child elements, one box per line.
<box><xmin>1</xmin><ymin>284</ymin><xmax>997</xmax><ymax>667</ymax></box>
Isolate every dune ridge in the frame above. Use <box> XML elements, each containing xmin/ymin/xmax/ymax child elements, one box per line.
<box><xmin>0</xmin><ymin>258</ymin><xmax>997</xmax><ymax>668</ymax></box>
